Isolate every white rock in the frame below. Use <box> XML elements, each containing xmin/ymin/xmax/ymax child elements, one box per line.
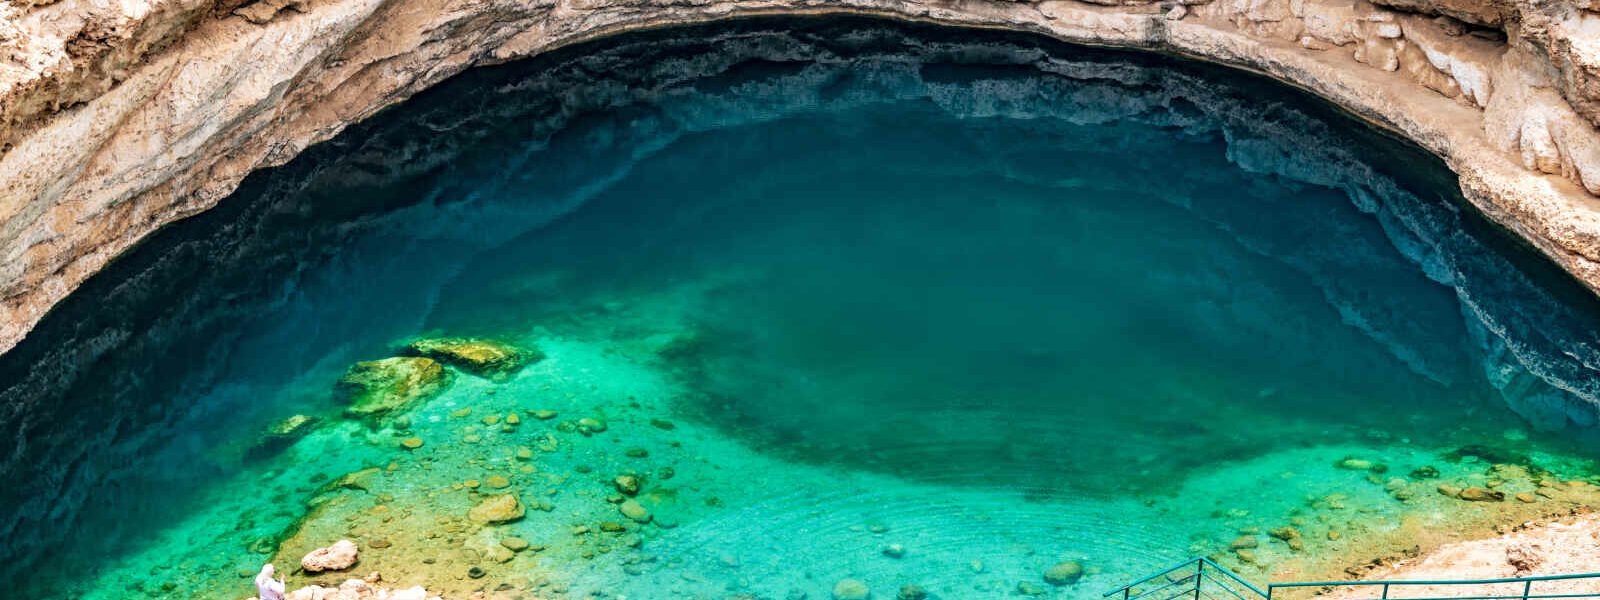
<box><xmin>301</xmin><ymin>539</ymin><xmax>359</xmax><ymax>573</ymax></box>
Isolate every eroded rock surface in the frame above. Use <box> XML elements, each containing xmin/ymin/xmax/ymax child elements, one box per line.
<box><xmin>1322</xmin><ymin>514</ymin><xmax>1600</xmax><ymax>599</ymax></box>
<box><xmin>300</xmin><ymin>539</ymin><xmax>359</xmax><ymax>573</ymax></box>
<box><xmin>337</xmin><ymin>357</ymin><xmax>451</xmax><ymax>422</ymax></box>
<box><xmin>401</xmin><ymin>338</ymin><xmax>538</xmax><ymax>381</ymax></box>
<box><xmin>2</xmin><ymin>0</ymin><xmax>1600</xmax><ymax>357</ymax></box>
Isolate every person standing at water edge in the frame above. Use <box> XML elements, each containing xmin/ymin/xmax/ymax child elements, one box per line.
<box><xmin>255</xmin><ymin>564</ymin><xmax>287</xmax><ymax>600</ymax></box>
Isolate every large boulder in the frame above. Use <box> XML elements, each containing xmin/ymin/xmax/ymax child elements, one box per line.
<box><xmin>337</xmin><ymin>357</ymin><xmax>451</xmax><ymax>422</ymax></box>
<box><xmin>401</xmin><ymin>338</ymin><xmax>540</xmax><ymax>381</ymax></box>
<box><xmin>300</xmin><ymin>539</ymin><xmax>359</xmax><ymax>572</ymax></box>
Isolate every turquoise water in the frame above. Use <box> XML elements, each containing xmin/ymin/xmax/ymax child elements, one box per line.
<box><xmin>5</xmin><ymin>17</ymin><xmax>1600</xmax><ymax>600</ymax></box>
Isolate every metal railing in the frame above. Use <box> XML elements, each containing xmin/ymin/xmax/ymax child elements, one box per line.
<box><xmin>1104</xmin><ymin>558</ymin><xmax>1269</xmax><ymax>600</ymax></box>
<box><xmin>1269</xmin><ymin>571</ymin><xmax>1600</xmax><ymax>600</ymax></box>
<box><xmin>1107</xmin><ymin>558</ymin><xmax>1600</xmax><ymax>600</ymax></box>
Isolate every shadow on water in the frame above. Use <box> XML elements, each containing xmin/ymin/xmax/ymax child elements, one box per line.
<box><xmin>0</xmin><ymin>15</ymin><xmax>1599</xmax><ymax>596</ymax></box>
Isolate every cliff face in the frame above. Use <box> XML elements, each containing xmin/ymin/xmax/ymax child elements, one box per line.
<box><xmin>2</xmin><ymin>0</ymin><xmax>1600</xmax><ymax>353</ymax></box>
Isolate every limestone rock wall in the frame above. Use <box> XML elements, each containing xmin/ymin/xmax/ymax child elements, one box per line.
<box><xmin>2</xmin><ymin>0</ymin><xmax>1600</xmax><ymax>354</ymax></box>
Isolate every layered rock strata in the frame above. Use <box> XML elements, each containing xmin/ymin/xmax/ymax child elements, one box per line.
<box><xmin>3</xmin><ymin>0</ymin><xmax>1600</xmax><ymax>356</ymax></box>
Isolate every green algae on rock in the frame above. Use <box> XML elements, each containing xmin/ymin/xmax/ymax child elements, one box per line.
<box><xmin>401</xmin><ymin>338</ymin><xmax>539</xmax><ymax>381</ymax></box>
<box><xmin>337</xmin><ymin>357</ymin><xmax>452</xmax><ymax>423</ymax></box>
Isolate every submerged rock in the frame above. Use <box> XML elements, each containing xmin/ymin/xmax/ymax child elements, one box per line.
<box><xmin>613</xmin><ymin>474</ymin><xmax>641</xmax><ymax>496</ymax></box>
<box><xmin>402</xmin><ymin>338</ymin><xmax>540</xmax><ymax>381</ymax></box>
<box><xmin>500</xmin><ymin>537</ymin><xmax>530</xmax><ymax>551</ymax></box>
<box><xmin>1337</xmin><ymin>457</ymin><xmax>1375</xmax><ymax>471</ymax></box>
<box><xmin>469</xmin><ymin>494</ymin><xmax>525</xmax><ymax>524</ymax></box>
<box><xmin>1269</xmin><ymin>527</ymin><xmax>1305</xmax><ymax>551</ymax></box>
<box><xmin>327</xmin><ymin>467</ymin><xmax>381</xmax><ymax>492</ymax></box>
<box><xmin>338</xmin><ymin>357</ymin><xmax>452</xmax><ymax>422</ymax></box>
<box><xmin>1043</xmin><ymin>560</ymin><xmax>1083</xmax><ymax>585</ymax></box>
<box><xmin>832</xmin><ymin>578</ymin><xmax>871</xmax><ymax>600</ymax></box>
<box><xmin>301</xmin><ymin>539</ymin><xmax>359</xmax><ymax>572</ymax></box>
<box><xmin>1458</xmin><ymin>487</ymin><xmax>1506</xmax><ymax>502</ymax></box>
<box><xmin>249</xmin><ymin>414</ymin><xmax>320</xmax><ymax>458</ymax></box>
<box><xmin>619</xmin><ymin>499</ymin><xmax>651</xmax><ymax>523</ymax></box>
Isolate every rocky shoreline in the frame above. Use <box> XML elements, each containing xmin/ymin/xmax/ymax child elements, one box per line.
<box><xmin>2</xmin><ymin>0</ymin><xmax>1600</xmax><ymax>356</ymax></box>
<box><xmin>1321</xmin><ymin>511</ymin><xmax>1600</xmax><ymax>600</ymax></box>
<box><xmin>222</xmin><ymin>328</ymin><xmax>1600</xmax><ymax>600</ymax></box>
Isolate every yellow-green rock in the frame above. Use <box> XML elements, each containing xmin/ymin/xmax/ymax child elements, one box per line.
<box><xmin>338</xmin><ymin>357</ymin><xmax>452</xmax><ymax>422</ymax></box>
<box><xmin>403</xmin><ymin>338</ymin><xmax>540</xmax><ymax>381</ymax></box>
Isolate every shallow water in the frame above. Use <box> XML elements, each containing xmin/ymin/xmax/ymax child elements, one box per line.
<box><xmin>5</xmin><ymin>17</ymin><xmax>1600</xmax><ymax>600</ymax></box>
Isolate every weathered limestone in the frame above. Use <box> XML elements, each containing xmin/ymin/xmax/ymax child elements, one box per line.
<box><xmin>1322</xmin><ymin>514</ymin><xmax>1600</xmax><ymax>600</ymax></box>
<box><xmin>400</xmin><ymin>338</ymin><xmax>538</xmax><ymax>381</ymax></box>
<box><xmin>3</xmin><ymin>0</ymin><xmax>1600</xmax><ymax>356</ymax></box>
<box><xmin>336</xmin><ymin>357</ymin><xmax>451</xmax><ymax>422</ymax></box>
<box><xmin>300</xmin><ymin>539</ymin><xmax>359</xmax><ymax>573</ymax></box>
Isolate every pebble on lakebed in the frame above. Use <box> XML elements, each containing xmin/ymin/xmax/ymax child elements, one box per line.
<box><xmin>833</xmin><ymin>578</ymin><xmax>870</xmax><ymax>600</ymax></box>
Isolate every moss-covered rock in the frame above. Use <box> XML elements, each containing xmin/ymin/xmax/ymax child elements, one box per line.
<box><xmin>402</xmin><ymin>338</ymin><xmax>539</xmax><ymax>381</ymax></box>
<box><xmin>337</xmin><ymin>357</ymin><xmax>452</xmax><ymax>422</ymax></box>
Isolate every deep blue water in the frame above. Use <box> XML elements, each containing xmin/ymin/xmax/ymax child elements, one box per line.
<box><xmin>4</xmin><ymin>17</ymin><xmax>1600</xmax><ymax>600</ymax></box>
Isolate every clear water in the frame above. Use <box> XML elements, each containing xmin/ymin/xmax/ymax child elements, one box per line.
<box><xmin>5</xmin><ymin>17</ymin><xmax>1600</xmax><ymax>600</ymax></box>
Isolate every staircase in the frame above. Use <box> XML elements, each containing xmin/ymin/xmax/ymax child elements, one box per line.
<box><xmin>1104</xmin><ymin>558</ymin><xmax>1600</xmax><ymax>600</ymax></box>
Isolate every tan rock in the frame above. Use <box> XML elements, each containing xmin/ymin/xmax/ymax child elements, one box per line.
<box><xmin>468</xmin><ymin>494</ymin><xmax>524</xmax><ymax>524</ymax></box>
<box><xmin>301</xmin><ymin>539</ymin><xmax>359</xmax><ymax>573</ymax></box>
<box><xmin>1458</xmin><ymin>487</ymin><xmax>1506</xmax><ymax>501</ymax></box>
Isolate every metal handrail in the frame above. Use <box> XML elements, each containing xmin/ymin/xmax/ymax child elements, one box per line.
<box><xmin>1200</xmin><ymin>558</ymin><xmax>1269</xmax><ymax>598</ymax></box>
<box><xmin>1109</xmin><ymin>557</ymin><xmax>1600</xmax><ymax>600</ymax></box>
<box><xmin>1106</xmin><ymin>558</ymin><xmax>1270</xmax><ymax>600</ymax></box>
<box><xmin>1273</xmin><ymin>572</ymin><xmax>1600</xmax><ymax>589</ymax></box>
<box><xmin>1129</xmin><ymin>574</ymin><xmax>1200</xmax><ymax>600</ymax></box>
<box><xmin>1107</xmin><ymin>558</ymin><xmax>1218</xmax><ymax>597</ymax></box>
<box><xmin>1202</xmin><ymin>569</ymin><xmax>1256</xmax><ymax>600</ymax></box>
<box><xmin>1270</xmin><ymin>569</ymin><xmax>1600</xmax><ymax>600</ymax></box>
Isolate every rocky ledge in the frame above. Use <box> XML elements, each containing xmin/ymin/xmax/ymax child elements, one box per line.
<box><xmin>2</xmin><ymin>0</ymin><xmax>1600</xmax><ymax>352</ymax></box>
<box><xmin>1324</xmin><ymin>512</ymin><xmax>1600</xmax><ymax>599</ymax></box>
